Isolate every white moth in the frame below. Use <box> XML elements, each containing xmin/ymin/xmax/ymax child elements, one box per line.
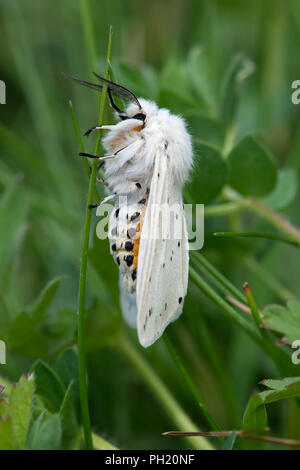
<box><xmin>67</xmin><ymin>73</ymin><xmax>193</xmax><ymax>347</ymax></box>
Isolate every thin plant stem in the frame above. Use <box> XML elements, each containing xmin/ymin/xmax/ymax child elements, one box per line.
<box><xmin>204</xmin><ymin>202</ymin><xmax>243</xmax><ymax>217</ymax></box>
<box><xmin>69</xmin><ymin>100</ymin><xmax>100</xmax><ymax>202</ymax></box>
<box><xmin>163</xmin><ymin>333</ymin><xmax>220</xmax><ymax>431</ymax></box>
<box><xmin>119</xmin><ymin>335</ymin><xmax>214</xmax><ymax>450</ymax></box>
<box><xmin>243</xmin><ymin>283</ymin><xmax>266</xmax><ymax>333</ymax></box>
<box><xmin>190</xmin><ymin>266</ymin><xmax>296</xmax><ymax>376</ymax></box>
<box><xmin>223</xmin><ymin>188</ymin><xmax>300</xmax><ymax>246</ymax></box>
<box><xmin>189</xmin><ymin>266</ymin><xmax>263</xmax><ymax>347</ymax></box>
<box><xmin>243</xmin><ymin>282</ymin><xmax>287</xmax><ymax>369</ymax></box>
<box><xmin>191</xmin><ymin>251</ymin><xmax>245</xmax><ymax>303</ymax></box>
<box><xmin>213</xmin><ymin>231</ymin><xmax>300</xmax><ymax>248</ymax></box>
<box><xmin>248</xmin><ymin>199</ymin><xmax>300</xmax><ymax>244</ymax></box>
<box><xmin>76</xmin><ymin>26</ymin><xmax>113</xmax><ymax>451</ymax></box>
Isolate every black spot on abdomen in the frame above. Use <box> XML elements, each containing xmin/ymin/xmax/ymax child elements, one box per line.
<box><xmin>125</xmin><ymin>241</ymin><xmax>134</xmax><ymax>251</ymax></box>
<box><xmin>124</xmin><ymin>255</ymin><xmax>134</xmax><ymax>267</ymax></box>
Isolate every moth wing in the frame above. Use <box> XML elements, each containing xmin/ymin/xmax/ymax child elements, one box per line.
<box><xmin>119</xmin><ymin>274</ymin><xmax>137</xmax><ymax>328</ymax></box>
<box><xmin>136</xmin><ymin>146</ymin><xmax>189</xmax><ymax>347</ymax></box>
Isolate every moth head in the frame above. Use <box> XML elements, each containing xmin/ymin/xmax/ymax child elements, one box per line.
<box><xmin>124</xmin><ymin>102</ymin><xmax>146</xmax><ymax>122</ymax></box>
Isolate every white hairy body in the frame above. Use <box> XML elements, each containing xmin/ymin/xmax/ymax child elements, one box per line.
<box><xmin>102</xmin><ymin>99</ymin><xmax>193</xmax><ymax>347</ymax></box>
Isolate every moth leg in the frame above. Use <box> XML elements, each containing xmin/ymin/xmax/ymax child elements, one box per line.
<box><xmin>80</xmin><ymin>143</ymin><xmax>131</xmax><ymax>161</ymax></box>
<box><xmin>84</xmin><ymin>125</ymin><xmax>115</xmax><ymax>137</ymax></box>
<box><xmin>79</xmin><ymin>152</ymin><xmax>115</xmax><ymax>161</ymax></box>
<box><xmin>88</xmin><ymin>193</ymin><xmax>117</xmax><ymax>209</ymax></box>
<box><xmin>96</xmin><ymin>177</ymin><xmax>109</xmax><ymax>186</ymax></box>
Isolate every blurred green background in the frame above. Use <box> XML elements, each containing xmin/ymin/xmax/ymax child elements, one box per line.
<box><xmin>0</xmin><ymin>0</ymin><xmax>300</xmax><ymax>450</ymax></box>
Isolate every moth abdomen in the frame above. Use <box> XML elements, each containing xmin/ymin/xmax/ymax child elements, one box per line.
<box><xmin>109</xmin><ymin>198</ymin><xmax>147</xmax><ymax>293</ymax></box>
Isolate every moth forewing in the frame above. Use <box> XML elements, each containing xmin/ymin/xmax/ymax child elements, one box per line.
<box><xmin>136</xmin><ymin>147</ymin><xmax>189</xmax><ymax>347</ymax></box>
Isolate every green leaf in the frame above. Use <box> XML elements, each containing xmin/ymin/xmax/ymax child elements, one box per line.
<box><xmin>159</xmin><ymin>59</ymin><xmax>200</xmax><ymax>113</ymax></box>
<box><xmin>241</xmin><ymin>377</ymin><xmax>300</xmax><ymax>448</ymax></box>
<box><xmin>46</xmin><ymin>306</ymin><xmax>77</xmax><ymax>341</ymax></box>
<box><xmin>259</xmin><ymin>376</ymin><xmax>300</xmax><ymax>404</ymax></box>
<box><xmin>262</xmin><ymin>168</ymin><xmax>298</xmax><ymax>210</ymax></box>
<box><xmin>261</xmin><ymin>299</ymin><xmax>300</xmax><ymax>344</ymax></box>
<box><xmin>221</xmin><ymin>432</ymin><xmax>237</xmax><ymax>450</ymax></box>
<box><xmin>186</xmin><ymin>45</ymin><xmax>216</xmax><ymax>110</ymax></box>
<box><xmin>27</xmin><ymin>412</ymin><xmax>62</xmax><ymax>450</ymax></box>
<box><xmin>55</xmin><ymin>348</ymin><xmax>78</xmax><ymax>389</ymax></box>
<box><xmin>187</xmin><ymin>111</ymin><xmax>224</xmax><ymax>148</ymax></box>
<box><xmin>10</xmin><ymin>374</ymin><xmax>35</xmax><ymax>449</ymax></box>
<box><xmin>0</xmin><ymin>398</ymin><xmax>10</xmax><ymax>418</ymax></box>
<box><xmin>28</xmin><ymin>276</ymin><xmax>64</xmax><ymax>325</ymax></box>
<box><xmin>242</xmin><ymin>394</ymin><xmax>267</xmax><ymax>450</ymax></box>
<box><xmin>187</xmin><ymin>140</ymin><xmax>228</xmax><ymax>203</ymax></box>
<box><xmin>32</xmin><ymin>360</ymin><xmax>66</xmax><ymax>412</ymax></box>
<box><xmin>228</xmin><ymin>135</ymin><xmax>277</xmax><ymax>197</ymax></box>
<box><xmin>26</xmin><ymin>411</ymin><xmax>46</xmax><ymax>449</ymax></box>
<box><xmin>160</xmin><ymin>59</ymin><xmax>193</xmax><ymax>103</ymax></box>
<box><xmin>8</xmin><ymin>312</ymin><xmax>34</xmax><ymax>349</ymax></box>
<box><xmin>0</xmin><ymin>416</ymin><xmax>14</xmax><ymax>450</ymax></box>
<box><xmin>159</xmin><ymin>89</ymin><xmax>197</xmax><ymax>115</ymax></box>
<box><xmin>55</xmin><ymin>348</ymin><xmax>80</xmax><ymax>420</ymax></box>
<box><xmin>243</xmin><ymin>394</ymin><xmax>267</xmax><ymax>431</ymax></box>
<box><xmin>92</xmin><ymin>432</ymin><xmax>118</xmax><ymax>450</ymax></box>
<box><xmin>59</xmin><ymin>382</ymin><xmax>78</xmax><ymax>448</ymax></box>
<box><xmin>7</xmin><ymin>277</ymin><xmax>64</xmax><ymax>350</ymax></box>
<box><xmin>220</xmin><ymin>53</ymin><xmax>255</xmax><ymax>126</ymax></box>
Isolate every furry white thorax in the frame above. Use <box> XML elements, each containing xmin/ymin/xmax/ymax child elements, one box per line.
<box><xmin>103</xmin><ymin>99</ymin><xmax>193</xmax><ymax>200</ymax></box>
